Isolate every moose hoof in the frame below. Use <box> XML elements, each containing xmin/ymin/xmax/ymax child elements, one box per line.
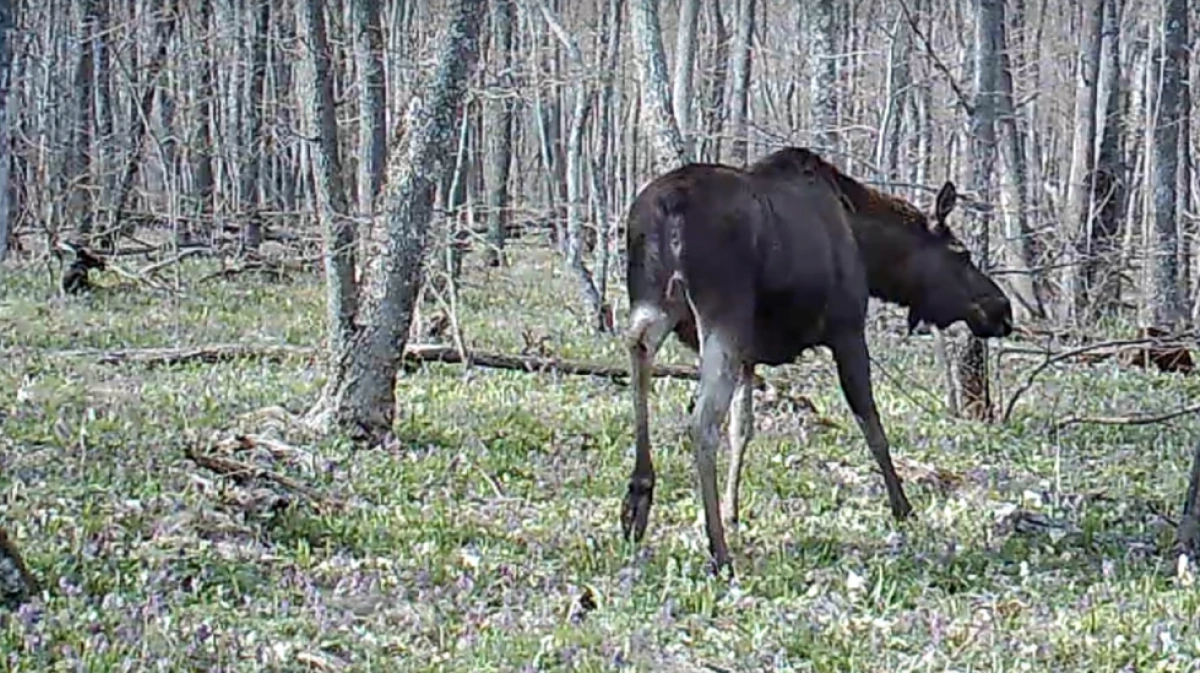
<box><xmin>708</xmin><ymin>553</ymin><xmax>735</xmax><ymax>579</ymax></box>
<box><xmin>620</xmin><ymin>477</ymin><xmax>655</xmax><ymax>543</ymax></box>
<box><xmin>891</xmin><ymin>498</ymin><xmax>915</xmax><ymax>522</ymax></box>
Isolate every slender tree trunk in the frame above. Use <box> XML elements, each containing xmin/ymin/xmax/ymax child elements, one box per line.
<box><xmin>483</xmin><ymin>0</ymin><xmax>515</xmax><ymax>267</ymax></box>
<box><xmin>305</xmin><ymin>0</ymin><xmax>487</xmax><ymax>442</ymax></box>
<box><xmin>697</xmin><ymin>0</ymin><xmax>728</xmax><ymax>163</ymax></box>
<box><xmin>536</xmin><ymin>0</ymin><xmax>606</xmax><ymax>331</ymax></box>
<box><xmin>878</xmin><ymin>9</ymin><xmax>909</xmax><ymax>182</ymax></box>
<box><xmin>240</xmin><ymin>0</ymin><xmax>269</xmax><ymax>252</ymax></box>
<box><xmin>297</xmin><ymin>0</ymin><xmax>358</xmax><ymax>356</ymax></box>
<box><xmin>1083</xmin><ymin>0</ymin><xmax>1125</xmax><ymax>322</ymax></box>
<box><xmin>1060</xmin><ymin>0</ymin><xmax>1103</xmax><ymax>323</ymax></box>
<box><xmin>726</xmin><ymin>0</ymin><xmax>753</xmax><ymax>164</ymax></box>
<box><xmin>1145</xmin><ymin>0</ymin><xmax>1188</xmax><ymax>327</ymax></box>
<box><xmin>592</xmin><ymin>0</ymin><xmax>625</xmax><ymax>319</ymax></box>
<box><xmin>109</xmin><ymin>0</ymin><xmax>178</xmax><ymax>250</ymax></box>
<box><xmin>68</xmin><ymin>0</ymin><xmax>98</xmax><ymax>237</ymax></box>
<box><xmin>671</xmin><ymin>0</ymin><xmax>700</xmax><ymax>159</ymax></box>
<box><xmin>807</xmin><ymin>0</ymin><xmax>838</xmax><ymax>151</ymax></box>
<box><xmin>631</xmin><ymin>0</ymin><xmax>686</xmax><ymax>171</ymax></box>
<box><xmin>187</xmin><ymin>0</ymin><xmax>216</xmax><ymax>246</ymax></box>
<box><xmin>994</xmin><ymin>2</ymin><xmax>1044</xmax><ymax>321</ymax></box>
<box><xmin>0</xmin><ymin>0</ymin><xmax>10</xmax><ymax>261</ymax></box>
<box><xmin>355</xmin><ymin>0</ymin><xmax>388</xmax><ymax>216</ymax></box>
<box><xmin>958</xmin><ymin>0</ymin><xmax>1001</xmax><ymax>422</ymax></box>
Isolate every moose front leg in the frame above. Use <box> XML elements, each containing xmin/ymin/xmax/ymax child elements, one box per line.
<box><xmin>829</xmin><ymin>331</ymin><xmax>914</xmax><ymax>521</ymax></box>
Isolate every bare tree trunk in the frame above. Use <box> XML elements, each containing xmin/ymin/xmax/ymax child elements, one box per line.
<box><xmin>92</xmin><ymin>0</ymin><xmax>113</xmax><ymax>217</ymax></box>
<box><xmin>877</xmin><ymin>8</ymin><xmax>909</xmax><ymax>182</ymax></box>
<box><xmin>0</xmin><ymin>0</ymin><xmax>10</xmax><ymax>261</ymax></box>
<box><xmin>297</xmin><ymin>0</ymin><xmax>358</xmax><ymax>356</ymax></box>
<box><xmin>1145</xmin><ymin>0</ymin><xmax>1188</xmax><ymax>327</ymax></box>
<box><xmin>807</xmin><ymin>0</ymin><xmax>838</xmax><ymax>151</ymax></box>
<box><xmin>305</xmin><ymin>0</ymin><xmax>487</xmax><ymax>442</ymax></box>
<box><xmin>240</xmin><ymin>0</ymin><xmax>269</xmax><ymax>252</ymax></box>
<box><xmin>536</xmin><ymin>0</ymin><xmax>607</xmax><ymax>331</ymax></box>
<box><xmin>482</xmin><ymin>0</ymin><xmax>514</xmax><ymax>267</ymax></box>
<box><xmin>109</xmin><ymin>0</ymin><xmax>178</xmax><ymax>250</ymax></box>
<box><xmin>187</xmin><ymin>0</ymin><xmax>216</xmax><ymax>246</ymax></box>
<box><xmin>726</xmin><ymin>0</ymin><xmax>753</xmax><ymax>164</ymax></box>
<box><xmin>671</xmin><ymin>0</ymin><xmax>700</xmax><ymax>159</ymax></box>
<box><xmin>1059</xmin><ymin>0</ymin><xmax>1103</xmax><ymax>324</ymax></box>
<box><xmin>355</xmin><ymin>0</ymin><xmax>388</xmax><ymax>216</ymax></box>
<box><xmin>592</xmin><ymin>0</ymin><xmax>625</xmax><ymax>317</ymax></box>
<box><xmin>994</xmin><ymin>1</ymin><xmax>1045</xmax><ymax>321</ymax></box>
<box><xmin>958</xmin><ymin>0</ymin><xmax>1001</xmax><ymax>422</ymax></box>
<box><xmin>1173</xmin><ymin>3</ymin><xmax>1192</xmax><ymax>311</ymax></box>
<box><xmin>696</xmin><ymin>0</ymin><xmax>727</xmax><ymax>163</ymax></box>
<box><xmin>1082</xmin><ymin>0</ymin><xmax>1125</xmax><ymax>322</ymax></box>
<box><xmin>68</xmin><ymin>0</ymin><xmax>98</xmax><ymax>238</ymax></box>
<box><xmin>631</xmin><ymin>0</ymin><xmax>686</xmax><ymax>171</ymax></box>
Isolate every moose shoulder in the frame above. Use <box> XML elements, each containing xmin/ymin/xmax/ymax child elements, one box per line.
<box><xmin>620</xmin><ymin>146</ymin><xmax>1013</xmax><ymax>574</ymax></box>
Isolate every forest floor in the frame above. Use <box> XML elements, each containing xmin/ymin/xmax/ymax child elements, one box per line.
<box><xmin>3</xmin><ymin>243</ymin><xmax>1200</xmax><ymax>671</ymax></box>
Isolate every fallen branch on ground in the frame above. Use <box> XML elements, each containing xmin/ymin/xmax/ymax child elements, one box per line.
<box><xmin>1053</xmin><ymin>401</ymin><xmax>1200</xmax><ymax>430</ymax></box>
<box><xmin>197</xmin><ymin>258</ymin><xmax>313</xmax><ymax>283</ymax></box>
<box><xmin>184</xmin><ymin>443</ymin><xmax>344</xmax><ymax>514</ymax></box>
<box><xmin>14</xmin><ymin>342</ymin><xmax>705</xmax><ymax>382</ymax></box>
<box><xmin>138</xmin><ymin>248</ymin><xmax>208</xmax><ymax>277</ymax></box>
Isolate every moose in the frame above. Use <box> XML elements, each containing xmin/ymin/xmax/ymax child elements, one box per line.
<box><xmin>621</xmin><ymin>147</ymin><xmax>1013</xmax><ymax>574</ymax></box>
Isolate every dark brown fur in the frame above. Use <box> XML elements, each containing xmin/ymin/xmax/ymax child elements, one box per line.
<box><xmin>620</xmin><ymin>147</ymin><xmax>1013</xmax><ymax>574</ymax></box>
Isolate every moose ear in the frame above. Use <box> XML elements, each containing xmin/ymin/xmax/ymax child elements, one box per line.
<box><xmin>934</xmin><ymin>181</ymin><xmax>958</xmax><ymax>227</ymax></box>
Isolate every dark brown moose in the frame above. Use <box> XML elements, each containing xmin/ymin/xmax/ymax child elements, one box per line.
<box><xmin>621</xmin><ymin>147</ymin><xmax>1013</xmax><ymax>574</ymax></box>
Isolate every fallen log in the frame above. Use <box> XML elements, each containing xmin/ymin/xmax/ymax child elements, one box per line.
<box><xmin>13</xmin><ymin>342</ymin><xmax>705</xmax><ymax>382</ymax></box>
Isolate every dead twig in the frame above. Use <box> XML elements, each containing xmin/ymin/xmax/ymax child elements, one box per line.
<box><xmin>1001</xmin><ymin>333</ymin><xmax>1196</xmax><ymax>423</ymax></box>
<box><xmin>1053</xmin><ymin>401</ymin><xmax>1200</xmax><ymax>431</ymax></box>
<box><xmin>138</xmin><ymin>247</ymin><xmax>207</xmax><ymax>277</ymax></box>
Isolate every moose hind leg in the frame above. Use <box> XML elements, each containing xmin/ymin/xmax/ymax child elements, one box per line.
<box><xmin>829</xmin><ymin>331</ymin><xmax>914</xmax><ymax>521</ymax></box>
<box><xmin>621</xmin><ymin>303</ymin><xmax>675</xmax><ymax>543</ymax></box>
<box><xmin>722</xmin><ymin>363</ymin><xmax>755</xmax><ymax>530</ymax></box>
<box><xmin>692</xmin><ymin>330</ymin><xmax>740</xmax><ymax>573</ymax></box>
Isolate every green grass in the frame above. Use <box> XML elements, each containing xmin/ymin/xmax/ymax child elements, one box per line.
<box><xmin>3</xmin><ymin>246</ymin><xmax>1200</xmax><ymax>671</ymax></box>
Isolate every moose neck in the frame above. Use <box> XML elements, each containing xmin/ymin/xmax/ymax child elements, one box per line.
<box><xmin>846</xmin><ymin>215</ymin><xmax>923</xmax><ymax>310</ymax></box>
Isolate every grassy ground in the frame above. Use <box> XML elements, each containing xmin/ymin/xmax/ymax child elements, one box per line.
<box><xmin>3</xmin><ymin>244</ymin><xmax>1200</xmax><ymax>672</ymax></box>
